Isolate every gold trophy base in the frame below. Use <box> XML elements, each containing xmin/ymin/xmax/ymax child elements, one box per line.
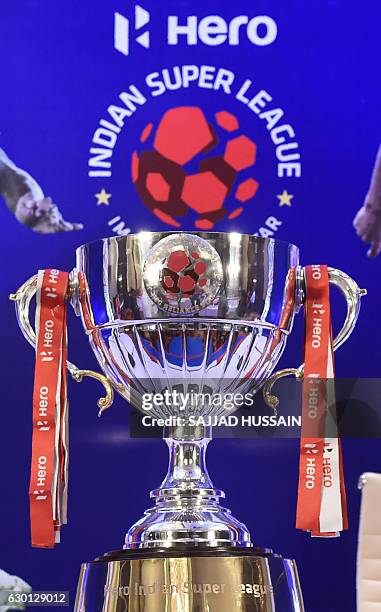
<box><xmin>74</xmin><ymin>547</ymin><xmax>304</xmax><ymax>611</ymax></box>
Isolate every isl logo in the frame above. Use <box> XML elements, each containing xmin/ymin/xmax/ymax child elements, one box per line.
<box><xmin>143</xmin><ymin>233</ymin><xmax>223</xmax><ymax>313</ymax></box>
<box><xmin>87</xmin><ymin>6</ymin><xmax>300</xmax><ymax>237</ymax></box>
<box><xmin>88</xmin><ymin>63</ymin><xmax>302</xmax><ymax>237</ymax></box>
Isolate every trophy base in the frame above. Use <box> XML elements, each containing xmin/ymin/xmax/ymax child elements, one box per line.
<box><xmin>74</xmin><ymin>547</ymin><xmax>304</xmax><ymax>611</ymax></box>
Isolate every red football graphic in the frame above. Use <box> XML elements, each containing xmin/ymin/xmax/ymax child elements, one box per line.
<box><xmin>160</xmin><ymin>249</ymin><xmax>208</xmax><ymax>297</ymax></box>
<box><xmin>132</xmin><ymin>106</ymin><xmax>259</xmax><ymax>229</ymax></box>
<box><xmin>167</xmin><ymin>250</ymin><xmax>190</xmax><ymax>273</ymax></box>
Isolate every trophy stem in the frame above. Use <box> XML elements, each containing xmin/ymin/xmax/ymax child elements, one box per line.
<box><xmin>125</xmin><ymin>423</ymin><xmax>252</xmax><ymax>549</ymax></box>
<box><xmin>158</xmin><ymin>424</ymin><xmax>215</xmax><ymax>494</ymax></box>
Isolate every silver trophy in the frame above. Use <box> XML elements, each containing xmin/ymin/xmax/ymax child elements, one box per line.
<box><xmin>12</xmin><ymin>231</ymin><xmax>365</xmax><ymax>611</ymax></box>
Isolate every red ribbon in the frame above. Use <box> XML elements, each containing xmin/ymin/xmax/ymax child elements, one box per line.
<box><xmin>296</xmin><ymin>265</ymin><xmax>348</xmax><ymax>537</ymax></box>
<box><xmin>30</xmin><ymin>269</ymin><xmax>69</xmax><ymax>548</ymax></box>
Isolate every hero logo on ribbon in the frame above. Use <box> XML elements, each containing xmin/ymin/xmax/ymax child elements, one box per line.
<box><xmin>114</xmin><ymin>6</ymin><xmax>277</xmax><ymax>56</ymax></box>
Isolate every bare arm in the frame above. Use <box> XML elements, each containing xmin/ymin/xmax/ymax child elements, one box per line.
<box><xmin>353</xmin><ymin>145</ymin><xmax>381</xmax><ymax>257</ymax></box>
<box><xmin>0</xmin><ymin>147</ymin><xmax>83</xmax><ymax>233</ymax></box>
<box><xmin>0</xmin><ymin>148</ymin><xmax>44</xmax><ymax>212</ymax></box>
<box><xmin>366</xmin><ymin>145</ymin><xmax>381</xmax><ymax>209</ymax></box>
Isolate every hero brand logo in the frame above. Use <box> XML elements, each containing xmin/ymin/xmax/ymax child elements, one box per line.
<box><xmin>114</xmin><ymin>6</ymin><xmax>277</xmax><ymax>56</ymax></box>
<box><xmin>114</xmin><ymin>5</ymin><xmax>150</xmax><ymax>56</ymax></box>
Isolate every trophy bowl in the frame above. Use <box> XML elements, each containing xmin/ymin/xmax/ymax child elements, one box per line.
<box><xmin>12</xmin><ymin>231</ymin><xmax>365</xmax><ymax>611</ymax></box>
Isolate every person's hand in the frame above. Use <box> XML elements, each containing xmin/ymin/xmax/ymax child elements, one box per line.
<box><xmin>353</xmin><ymin>200</ymin><xmax>381</xmax><ymax>257</ymax></box>
<box><xmin>15</xmin><ymin>193</ymin><xmax>83</xmax><ymax>233</ymax></box>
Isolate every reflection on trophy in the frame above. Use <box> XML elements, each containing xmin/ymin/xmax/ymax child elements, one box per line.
<box><xmin>12</xmin><ymin>232</ymin><xmax>365</xmax><ymax>611</ymax></box>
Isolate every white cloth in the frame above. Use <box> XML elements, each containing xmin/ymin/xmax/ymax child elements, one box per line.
<box><xmin>357</xmin><ymin>472</ymin><xmax>381</xmax><ymax>611</ymax></box>
<box><xmin>0</xmin><ymin>569</ymin><xmax>31</xmax><ymax>611</ymax></box>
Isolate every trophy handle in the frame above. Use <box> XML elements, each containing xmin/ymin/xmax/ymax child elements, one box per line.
<box><xmin>9</xmin><ymin>274</ymin><xmax>114</xmax><ymax>415</ymax></box>
<box><xmin>263</xmin><ymin>266</ymin><xmax>367</xmax><ymax>411</ymax></box>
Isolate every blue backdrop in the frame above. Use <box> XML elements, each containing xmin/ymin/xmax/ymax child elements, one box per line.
<box><xmin>1</xmin><ymin>1</ymin><xmax>381</xmax><ymax>610</ymax></box>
